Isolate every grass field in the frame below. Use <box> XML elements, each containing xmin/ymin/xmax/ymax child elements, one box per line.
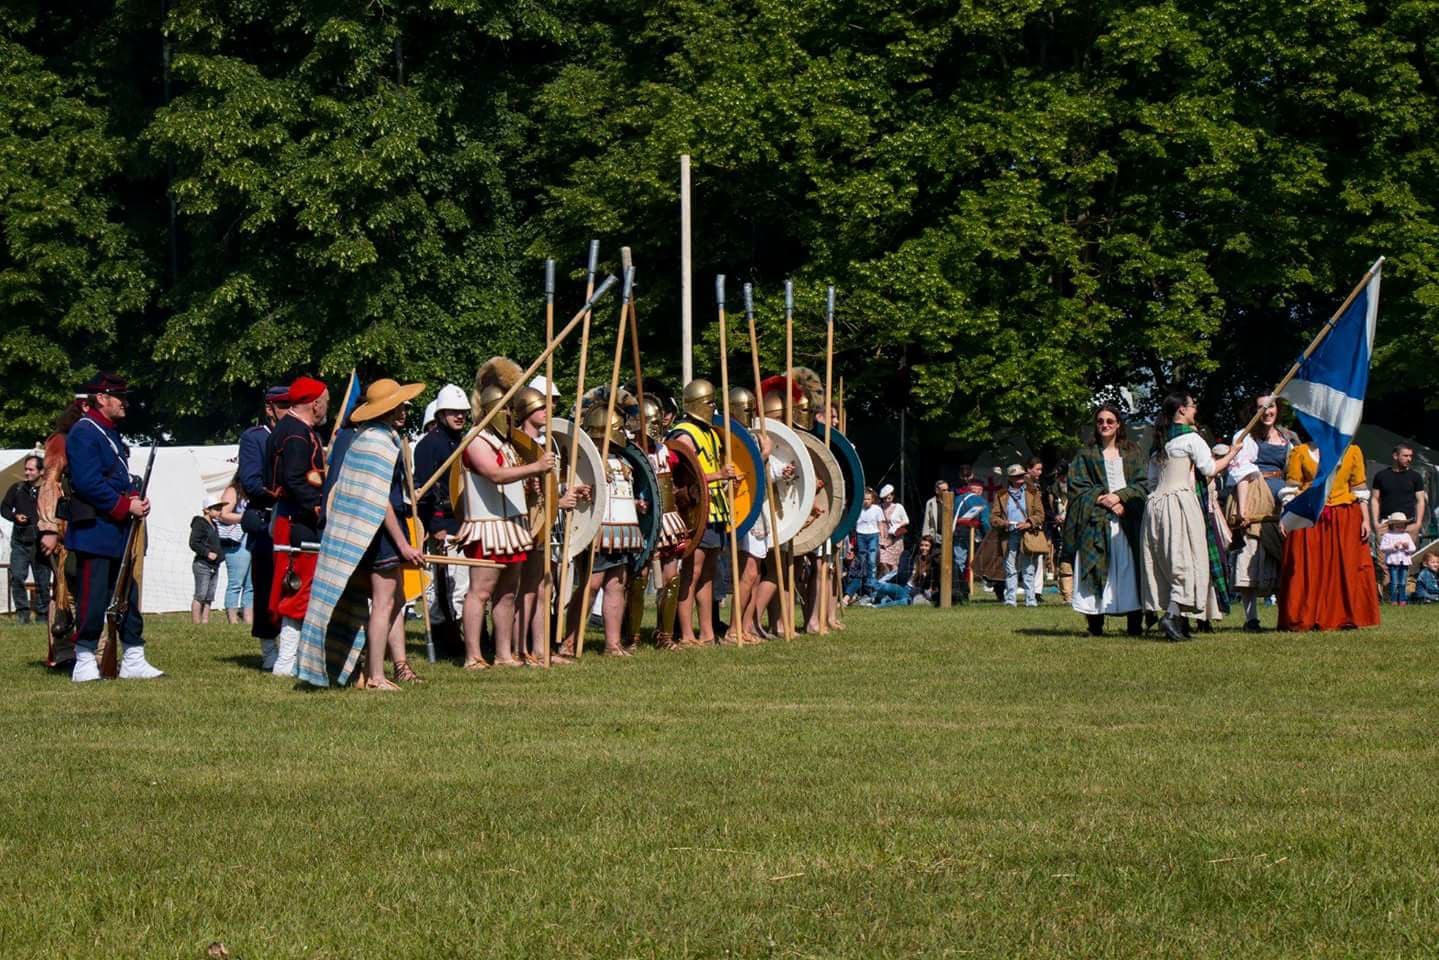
<box><xmin>2</xmin><ymin>599</ymin><xmax>1437</xmax><ymax>958</ymax></box>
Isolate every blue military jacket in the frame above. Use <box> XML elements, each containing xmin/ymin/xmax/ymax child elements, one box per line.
<box><xmin>64</xmin><ymin>410</ymin><xmax>138</xmax><ymax>558</ymax></box>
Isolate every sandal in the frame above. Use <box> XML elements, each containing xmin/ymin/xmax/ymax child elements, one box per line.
<box><xmin>492</xmin><ymin>657</ymin><xmax>525</xmax><ymax>667</ymax></box>
<box><xmin>363</xmin><ymin>676</ymin><xmax>402</xmax><ymax>692</ymax></box>
<box><xmin>462</xmin><ymin>657</ymin><xmax>490</xmax><ymax>671</ymax></box>
<box><xmin>393</xmin><ymin>661</ymin><xmax>424</xmax><ymax>684</ymax></box>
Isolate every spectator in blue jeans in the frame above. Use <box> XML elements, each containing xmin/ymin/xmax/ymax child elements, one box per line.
<box><xmin>217</xmin><ymin>479</ymin><xmax>253</xmax><ymax>624</ymax></box>
<box><xmin>845</xmin><ymin>487</ymin><xmax>884</xmax><ymax>603</ymax></box>
<box><xmin>873</xmin><ymin>536</ymin><xmax>937</xmax><ymax>606</ymax></box>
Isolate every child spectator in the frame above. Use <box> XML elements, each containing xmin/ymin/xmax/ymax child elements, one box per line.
<box><xmin>1411</xmin><ymin>553</ymin><xmax>1439</xmax><ymax>604</ymax></box>
<box><xmin>1378</xmin><ymin>512</ymin><xmax>1416</xmax><ymax>606</ymax></box>
<box><xmin>190</xmin><ymin>498</ymin><xmax>225</xmax><ymax>624</ymax></box>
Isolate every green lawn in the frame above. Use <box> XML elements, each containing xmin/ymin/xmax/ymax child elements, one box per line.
<box><xmin>2</xmin><ymin>600</ymin><xmax>1437</xmax><ymax>958</ymax></box>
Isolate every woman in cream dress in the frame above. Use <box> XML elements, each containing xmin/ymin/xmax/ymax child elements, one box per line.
<box><xmin>1141</xmin><ymin>392</ymin><xmax>1237</xmax><ymax>641</ymax></box>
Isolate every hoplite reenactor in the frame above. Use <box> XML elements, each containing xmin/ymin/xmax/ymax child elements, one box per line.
<box><xmin>730</xmin><ymin>387</ymin><xmax>800</xmax><ymax>641</ymax></box>
<box><xmin>666</xmin><ymin>378</ymin><xmax>736</xmax><ymax>646</ymax></box>
<box><xmin>238</xmin><ymin>385</ymin><xmax>291</xmax><ymax>669</ymax></box>
<box><xmin>453</xmin><ymin>358</ymin><xmax>549</xmax><ymax>669</ymax></box>
<box><xmin>562</xmin><ymin>391</ymin><xmax>648</xmax><ymax>657</ymax></box>
<box><xmin>264</xmin><ymin>375</ymin><xmax>330</xmax><ymax>677</ymax></box>
<box><xmin>63</xmin><ymin>373</ymin><xmax>163</xmax><ymax>682</ymax></box>
<box><xmin>624</xmin><ymin>393</ymin><xmax>688</xmax><ymax>650</ymax></box>
<box><xmin>511</xmin><ymin>385</ymin><xmax>590</xmax><ymax>664</ymax></box>
<box><xmin>414</xmin><ymin>383</ymin><xmax>471</xmax><ymax>658</ymax></box>
<box><xmin>296</xmin><ymin>378</ymin><xmax>427</xmax><ymax>690</ymax></box>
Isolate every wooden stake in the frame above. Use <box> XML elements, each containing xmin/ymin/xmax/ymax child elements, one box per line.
<box><xmin>680</xmin><ymin>156</ymin><xmax>693</xmax><ymax>384</ymax></box>
<box><xmin>940</xmin><ymin>489</ymin><xmax>954</xmax><ymax>609</ymax></box>
<box><xmin>717</xmin><ymin>276</ymin><xmax>745</xmax><ymax>643</ymax></box>
<box><xmin>542</xmin><ymin>258</ymin><xmax>556</xmax><ymax>668</ymax></box>
<box><xmin>576</xmin><ymin>265</ymin><xmax>634</xmax><ymax>659</ymax></box>
<box><xmin>967</xmin><ymin>525</ymin><xmax>976</xmax><ymax>595</ymax></box>
<box><xmin>554</xmin><ymin>241</ymin><xmax>601</xmax><ymax>657</ymax></box>
<box><xmin>416</xmin><ymin>271</ymin><xmax>617</xmax><ymax>499</ymax></box>
<box><xmin>745</xmin><ymin>283</ymin><xmax>793</xmax><ymax>640</ymax></box>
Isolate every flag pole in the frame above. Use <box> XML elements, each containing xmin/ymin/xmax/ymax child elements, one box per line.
<box><xmin>1233</xmin><ymin>256</ymin><xmax>1384</xmax><ymax>448</ymax></box>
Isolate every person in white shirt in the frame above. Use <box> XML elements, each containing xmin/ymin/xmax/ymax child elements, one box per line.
<box><xmin>845</xmin><ymin>488</ymin><xmax>885</xmax><ymax>603</ymax></box>
<box><xmin>1141</xmin><ymin>391</ymin><xmax>1237</xmax><ymax>641</ymax></box>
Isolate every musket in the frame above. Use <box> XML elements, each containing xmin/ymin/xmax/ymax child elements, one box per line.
<box><xmin>99</xmin><ymin>444</ymin><xmax>158</xmax><ymax>678</ymax></box>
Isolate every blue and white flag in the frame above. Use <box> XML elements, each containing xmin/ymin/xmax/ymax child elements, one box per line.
<box><xmin>1278</xmin><ymin>259</ymin><xmax>1382</xmax><ymax>530</ymax></box>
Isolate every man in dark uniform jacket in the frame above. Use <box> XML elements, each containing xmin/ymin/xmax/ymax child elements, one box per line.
<box><xmin>238</xmin><ymin>385</ymin><xmax>290</xmax><ymax>669</ymax></box>
<box><xmin>414</xmin><ymin>383</ymin><xmax>469</xmax><ymax>654</ymax></box>
<box><xmin>2</xmin><ymin>455</ymin><xmax>51</xmax><ymax>624</ymax></box>
<box><xmin>265</xmin><ymin>375</ymin><xmax>329</xmax><ymax>676</ymax></box>
<box><xmin>64</xmin><ymin>373</ymin><xmax>162</xmax><ymax>682</ymax></box>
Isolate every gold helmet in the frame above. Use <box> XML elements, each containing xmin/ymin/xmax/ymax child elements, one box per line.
<box><xmin>582</xmin><ymin>402</ymin><xmax>625</xmax><ymax>446</ymax></box>
<box><xmin>510</xmin><ymin>386</ymin><xmax>546</xmax><ymax>427</ymax></box>
<box><xmin>625</xmin><ymin>394</ymin><xmax>666</xmax><ymax>442</ymax></box>
<box><xmin>475</xmin><ymin>356</ymin><xmax>522</xmax><ymax>433</ymax></box>
<box><xmin>729</xmin><ymin>387</ymin><xmax>756</xmax><ymax>426</ymax></box>
<box><xmin>683</xmin><ymin>378</ymin><xmax>717</xmax><ymax>420</ymax></box>
<box><xmin>790</xmin><ymin>367</ymin><xmax>822</xmax><ymax>429</ymax></box>
<box><xmin>761</xmin><ymin>389</ymin><xmax>784</xmax><ymax>421</ymax></box>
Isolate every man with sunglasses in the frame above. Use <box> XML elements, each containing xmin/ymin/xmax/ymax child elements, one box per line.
<box><xmin>64</xmin><ymin>373</ymin><xmax>162</xmax><ymax>682</ymax></box>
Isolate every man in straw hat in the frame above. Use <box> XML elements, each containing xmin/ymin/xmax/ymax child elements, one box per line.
<box><xmin>296</xmin><ymin>378</ymin><xmax>426</xmax><ymax>690</ymax></box>
<box><xmin>63</xmin><ymin>372</ymin><xmax>163</xmax><ymax>682</ymax></box>
<box><xmin>454</xmin><ymin>358</ymin><xmax>553</xmax><ymax>669</ymax></box>
<box><xmin>238</xmin><ymin>385</ymin><xmax>291</xmax><ymax>668</ymax></box>
<box><xmin>265</xmin><ymin>375</ymin><xmax>330</xmax><ymax>677</ymax></box>
<box><xmin>414</xmin><ymin>383</ymin><xmax>470</xmax><ymax>655</ymax></box>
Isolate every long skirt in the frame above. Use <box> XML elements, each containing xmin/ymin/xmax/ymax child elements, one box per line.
<box><xmin>1141</xmin><ymin>487</ymin><xmax>1215</xmax><ymax>618</ymax></box>
<box><xmin>1278</xmin><ymin>502</ymin><xmax>1380</xmax><ymax>631</ymax></box>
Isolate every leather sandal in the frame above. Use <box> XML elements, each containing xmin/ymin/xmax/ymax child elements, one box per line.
<box><xmin>364</xmin><ymin>676</ymin><xmax>402</xmax><ymax>692</ymax></box>
<box><xmin>492</xmin><ymin>657</ymin><xmax>525</xmax><ymax>667</ymax></box>
<box><xmin>393</xmin><ymin>661</ymin><xmax>424</xmax><ymax>684</ymax></box>
<box><xmin>462</xmin><ymin>657</ymin><xmax>490</xmax><ymax>671</ymax></box>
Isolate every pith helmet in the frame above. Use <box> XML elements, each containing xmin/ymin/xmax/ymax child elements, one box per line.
<box><xmin>683</xmin><ymin>378</ymin><xmax>717</xmax><ymax>419</ymax></box>
<box><xmin>729</xmin><ymin>387</ymin><xmax>756</xmax><ymax>426</ymax></box>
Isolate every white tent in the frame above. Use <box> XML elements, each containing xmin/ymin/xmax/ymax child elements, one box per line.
<box><xmin>0</xmin><ymin>445</ymin><xmax>241</xmax><ymax>614</ymax></box>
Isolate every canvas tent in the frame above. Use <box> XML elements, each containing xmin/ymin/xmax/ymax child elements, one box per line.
<box><xmin>0</xmin><ymin>445</ymin><xmax>241</xmax><ymax>614</ymax></box>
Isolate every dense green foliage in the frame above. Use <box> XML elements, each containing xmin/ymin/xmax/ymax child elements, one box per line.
<box><xmin>2</xmin><ymin>0</ymin><xmax>1438</xmax><ymax>448</ymax></box>
<box><xmin>5</xmin><ymin>603</ymin><xmax>1439</xmax><ymax>956</ymax></box>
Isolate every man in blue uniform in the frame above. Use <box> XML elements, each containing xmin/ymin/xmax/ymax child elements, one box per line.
<box><xmin>64</xmin><ymin>373</ymin><xmax>162</xmax><ymax>682</ymax></box>
<box><xmin>238</xmin><ymin>385</ymin><xmax>290</xmax><ymax>669</ymax></box>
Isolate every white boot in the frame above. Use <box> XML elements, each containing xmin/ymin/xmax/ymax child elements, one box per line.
<box><xmin>71</xmin><ymin>649</ymin><xmax>101</xmax><ymax>683</ymax></box>
<box><xmin>119</xmin><ymin>645</ymin><xmax>164</xmax><ymax>679</ymax></box>
<box><xmin>259</xmin><ymin>638</ymin><xmax>278</xmax><ymax>671</ymax></box>
<box><xmin>271</xmin><ymin>620</ymin><xmax>301</xmax><ymax>677</ymax></box>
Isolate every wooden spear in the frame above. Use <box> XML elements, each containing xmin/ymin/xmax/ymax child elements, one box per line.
<box><xmin>542</xmin><ymin>257</ymin><xmax>556</xmax><ymax>668</ymax></box>
<box><xmin>818</xmin><ymin>285</ymin><xmax>835</xmax><ymax>635</ymax></box>
<box><xmin>553</xmin><ymin>240</ymin><xmax>601</xmax><ymax>657</ymax></box>
<box><xmin>415</xmin><ymin>271</ymin><xmax>616</xmax><ymax>499</ymax></box>
<box><xmin>785</xmin><ymin>280</ymin><xmax>797</xmax><ymax>635</ymax></box>
<box><xmin>745</xmin><ymin>283</ymin><xmax>793</xmax><ymax>640</ymax></box>
<box><xmin>575</xmin><ymin>264</ymin><xmax>634</xmax><ymax>659</ymax></box>
<box><xmin>717</xmin><ymin>276</ymin><xmax>746</xmax><ymax>643</ymax></box>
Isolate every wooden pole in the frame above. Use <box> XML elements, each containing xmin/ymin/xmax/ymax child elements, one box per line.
<box><xmin>416</xmin><ymin>271</ymin><xmax>616</xmax><ymax>499</ymax></box>
<box><xmin>1233</xmin><ymin>256</ymin><xmax>1385</xmax><ymax>449</ymax></box>
<box><xmin>553</xmin><ymin>241</ymin><xmax>602</xmax><ymax>656</ymax></box>
<box><xmin>680</xmin><ymin>155</ymin><xmax>694</xmax><ymax>384</ymax></box>
<box><xmin>542</xmin><ymin>258</ymin><xmax>555</xmax><ymax>668</ymax></box>
<box><xmin>967</xmin><ymin>525</ymin><xmax>976</xmax><ymax>595</ymax></box>
<box><xmin>323</xmin><ymin>369</ymin><xmax>358</xmax><ymax>467</ymax></box>
<box><xmin>784</xmin><ymin>280</ymin><xmax>797</xmax><ymax>637</ymax></box>
<box><xmin>745</xmin><ymin>283</ymin><xmax>793</xmax><ymax>640</ymax></box>
<box><xmin>400</xmin><ymin>436</ymin><xmax>436</xmax><ymax>663</ymax></box>
<box><xmin>576</xmin><ymin>265</ymin><xmax>634</xmax><ymax>659</ymax></box>
<box><xmin>940</xmin><ymin>489</ymin><xmax>954</xmax><ymax>608</ymax></box>
<box><xmin>717</xmin><ymin>276</ymin><xmax>745</xmax><ymax>643</ymax></box>
<box><xmin>819</xmin><ymin>286</ymin><xmax>835</xmax><ymax>635</ymax></box>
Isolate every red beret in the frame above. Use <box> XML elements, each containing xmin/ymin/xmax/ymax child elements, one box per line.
<box><xmin>286</xmin><ymin>376</ymin><xmax>327</xmax><ymax>405</ymax></box>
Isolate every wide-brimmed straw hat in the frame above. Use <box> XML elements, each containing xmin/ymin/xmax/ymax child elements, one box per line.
<box><xmin>351</xmin><ymin>378</ymin><xmax>426</xmax><ymax>422</ymax></box>
<box><xmin>1386</xmin><ymin>512</ymin><xmax>1410</xmax><ymax>526</ymax></box>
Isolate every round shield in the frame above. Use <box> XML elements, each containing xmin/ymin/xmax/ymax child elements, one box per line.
<box><xmin>613</xmin><ymin>441</ymin><xmax>661</xmax><ymax>572</ymax></box>
<box><xmin>711</xmin><ymin>414</ymin><xmax>766</xmax><ymax>539</ymax></box>
<box><xmin>756</xmin><ymin>419</ymin><xmax>817</xmax><ymax>546</ymax></box>
<box><xmin>547</xmin><ymin>418</ymin><xmax>608</xmax><ymax>559</ymax></box>
<box><xmin>668</xmin><ymin>441</ymin><xmax>710</xmax><ymax>558</ymax></box>
<box><xmin>509</xmin><ymin>428</ymin><xmax>558</xmax><ymax>537</ymax></box>
<box><xmin>819</xmin><ymin>426</ymin><xmax>865</xmax><ymax>545</ymax></box>
<box><xmin>792</xmin><ymin>431</ymin><xmax>846</xmax><ymax>554</ymax></box>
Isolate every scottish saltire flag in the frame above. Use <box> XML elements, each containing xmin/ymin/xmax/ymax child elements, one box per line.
<box><xmin>1278</xmin><ymin>259</ymin><xmax>1383</xmax><ymax>530</ymax></box>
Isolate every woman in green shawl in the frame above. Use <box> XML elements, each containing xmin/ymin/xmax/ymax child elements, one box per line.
<box><xmin>1063</xmin><ymin>404</ymin><xmax>1150</xmax><ymax>636</ymax></box>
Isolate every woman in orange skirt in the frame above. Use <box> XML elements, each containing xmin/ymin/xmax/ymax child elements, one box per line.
<box><xmin>1278</xmin><ymin>441</ymin><xmax>1380</xmax><ymax>631</ymax></box>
